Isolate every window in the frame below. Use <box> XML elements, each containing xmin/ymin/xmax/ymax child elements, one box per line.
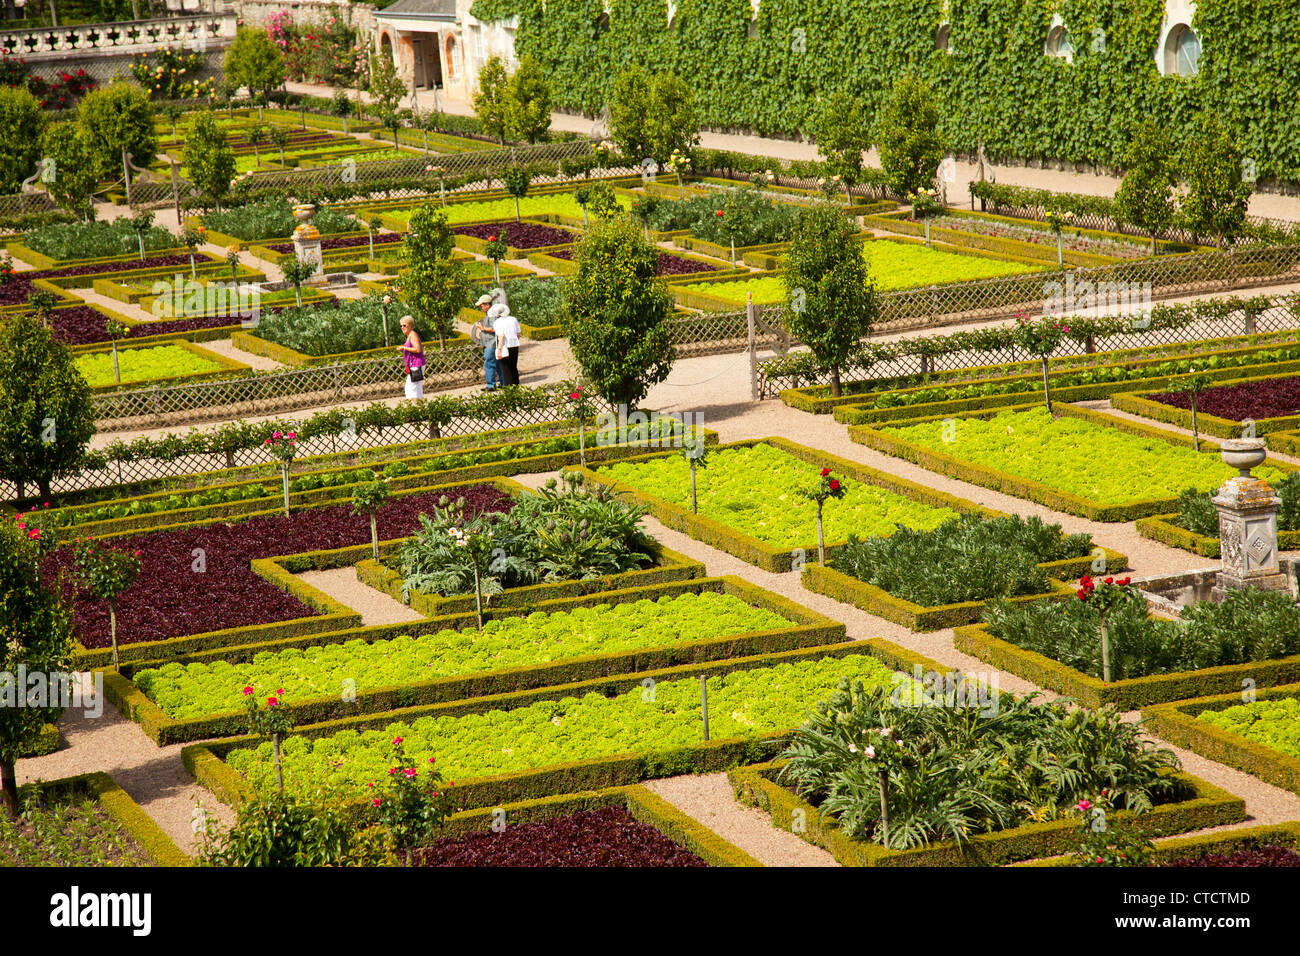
<box><xmin>1168</xmin><ymin>23</ymin><xmax>1201</xmax><ymax>75</ymax></box>
<box><xmin>471</xmin><ymin>25</ymin><xmax>484</xmax><ymax>64</ymax></box>
<box><xmin>1045</xmin><ymin>25</ymin><xmax>1073</xmax><ymax>61</ymax></box>
<box><xmin>503</xmin><ymin>26</ymin><xmax>517</xmax><ymax>67</ymax></box>
<box><xmin>935</xmin><ymin>23</ymin><xmax>951</xmax><ymax>53</ymax></box>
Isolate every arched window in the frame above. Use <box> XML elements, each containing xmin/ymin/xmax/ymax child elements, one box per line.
<box><xmin>445</xmin><ymin>34</ymin><xmax>457</xmax><ymax>80</ymax></box>
<box><xmin>1045</xmin><ymin>25</ymin><xmax>1073</xmax><ymax>61</ymax></box>
<box><xmin>380</xmin><ymin>32</ymin><xmax>394</xmax><ymax>65</ymax></box>
<box><xmin>1164</xmin><ymin>23</ymin><xmax>1200</xmax><ymax>75</ymax></box>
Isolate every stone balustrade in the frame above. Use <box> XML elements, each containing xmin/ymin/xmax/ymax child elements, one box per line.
<box><xmin>0</xmin><ymin>13</ymin><xmax>236</xmax><ymax>60</ymax></box>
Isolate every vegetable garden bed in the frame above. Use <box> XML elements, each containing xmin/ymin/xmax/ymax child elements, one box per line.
<box><xmin>848</xmin><ymin>405</ymin><xmax>1295</xmax><ymax>521</ymax></box>
<box><xmin>182</xmin><ymin>639</ymin><xmax>934</xmax><ymax>811</ymax></box>
<box><xmin>109</xmin><ymin>576</ymin><xmax>844</xmax><ymax>744</ymax></box>
<box><xmin>730</xmin><ymin>761</ymin><xmax>1243</xmax><ymax>867</ymax></box>
<box><xmin>1112</xmin><ymin>372</ymin><xmax>1300</xmax><ymax>438</ymax></box>
<box><xmin>76</xmin><ymin>341</ymin><xmax>248</xmax><ymax>391</ymax></box>
<box><xmin>1143</xmin><ymin>684</ymin><xmax>1300</xmax><ymax>798</ymax></box>
<box><xmin>585</xmin><ymin>437</ymin><xmax>989</xmax><ymax>572</ymax></box>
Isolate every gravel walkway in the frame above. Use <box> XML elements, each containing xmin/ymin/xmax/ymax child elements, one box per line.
<box><xmin>297</xmin><ymin>567</ymin><xmax>424</xmax><ymax>626</ymax></box>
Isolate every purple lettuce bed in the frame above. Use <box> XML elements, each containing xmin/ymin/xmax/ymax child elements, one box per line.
<box><xmin>44</xmin><ymin>485</ymin><xmax>512</xmax><ymax>649</ymax></box>
<box><xmin>453</xmin><ymin>221</ymin><xmax>577</xmax><ymax>249</ymax></box>
<box><xmin>2</xmin><ymin>255</ymin><xmax>200</xmax><ymax>305</ymax></box>
<box><xmin>1148</xmin><ymin>376</ymin><xmax>1300</xmax><ymax>421</ymax></box>
<box><xmin>409</xmin><ymin>807</ymin><xmax>708</xmax><ymax>867</ymax></box>
<box><xmin>52</xmin><ymin>307</ymin><xmax>247</xmax><ymax>346</ymax></box>
<box><xmin>263</xmin><ymin>233</ymin><xmax>402</xmax><ymax>255</ymax></box>
<box><xmin>1164</xmin><ymin>845</ymin><xmax>1300</xmax><ymax>867</ymax></box>
<box><xmin>547</xmin><ymin>247</ymin><xmax>719</xmax><ymax>276</ymax></box>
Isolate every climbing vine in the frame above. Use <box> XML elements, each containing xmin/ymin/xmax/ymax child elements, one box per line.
<box><xmin>469</xmin><ymin>0</ymin><xmax>1300</xmax><ymax>183</ymax></box>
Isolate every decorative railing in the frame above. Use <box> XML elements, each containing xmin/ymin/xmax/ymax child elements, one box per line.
<box><xmin>0</xmin><ymin>13</ymin><xmax>236</xmax><ymax>58</ymax></box>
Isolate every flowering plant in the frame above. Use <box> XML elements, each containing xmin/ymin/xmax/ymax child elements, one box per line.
<box><xmin>799</xmin><ymin>468</ymin><xmax>847</xmax><ymax>563</ymax></box>
<box><xmin>908</xmin><ymin>187</ymin><xmax>942</xmax><ymax>218</ymax></box>
<box><xmin>1077</xmin><ymin>574</ymin><xmax>1134</xmax><ymax>616</ymax></box>
<box><xmin>263</xmin><ymin>430</ymin><xmax>298</xmax><ymax>463</ymax></box>
<box><xmin>1070</xmin><ymin>792</ymin><xmax>1154</xmax><ymax>866</ymax></box>
<box><xmin>244</xmin><ymin>685</ymin><xmax>294</xmax><ymax>792</ymax></box>
<box><xmin>370</xmin><ymin>739</ymin><xmax>457</xmax><ymax>862</ymax></box>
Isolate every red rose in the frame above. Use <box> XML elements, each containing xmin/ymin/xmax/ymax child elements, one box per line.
<box><xmin>1104</xmin><ymin>577</ymin><xmax>1113</xmax><ymax>584</ymax></box>
<box><xmin>820</xmin><ymin>468</ymin><xmax>830</xmax><ymax>477</ymax></box>
<box><xmin>487</xmin><ymin>235</ymin><xmax>496</xmax><ymax>242</ymax></box>
<box><xmin>715</xmin><ymin>209</ymin><xmax>723</xmax><ymax>217</ymax></box>
<box><xmin>828</xmin><ymin>479</ymin><xmax>840</xmax><ymax>491</ymax></box>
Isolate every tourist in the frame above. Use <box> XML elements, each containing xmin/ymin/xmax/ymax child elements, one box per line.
<box><xmin>398</xmin><ymin>314</ymin><xmax>425</xmax><ymax>400</ymax></box>
<box><xmin>473</xmin><ymin>293</ymin><xmax>502</xmax><ymax>390</ymax></box>
<box><xmin>493</xmin><ymin>305</ymin><xmax>522</xmax><ymax>386</ymax></box>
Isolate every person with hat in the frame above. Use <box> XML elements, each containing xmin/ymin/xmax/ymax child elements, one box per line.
<box><xmin>473</xmin><ymin>293</ymin><xmax>501</xmax><ymax>390</ymax></box>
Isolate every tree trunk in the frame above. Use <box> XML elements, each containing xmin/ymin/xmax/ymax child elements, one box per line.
<box><xmin>370</xmin><ymin>513</ymin><xmax>379</xmax><ymax>559</ymax></box>
<box><xmin>1190</xmin><ymin>397</ymin><xmax>1200</xmax><ymax>452</ymax></box>
<box><xmin>1041</xmin><ymin>356</ymin><xmax>1053</xmax><ymax>414</ymax></box>
<box><xmin>273</xmin><ymin>734</ymin><xmax>284</xmax><ymax>792</ymax></box>
<box><xmin>109</xmin><ymin>601</ymin><xmax>119</xmax><ymax>668</ymax></box>
<box><xmin>689</xmin><ymin>460</ymin><xmax>698</xmax><ymax>513</ymax></box>
<box><xmin>0</xmin><ymin>760</ymin><xmax>17</xmax><ymax>817</ymax></box>
<box><xmin>829</xmin><ymin>364</ymin><xmax>842</xmax><ymax>398</ymax></box>
<box><xmin>816</xmin><ymin>503</ymin><xmax>826</xmax><ymax>564</ymax></box>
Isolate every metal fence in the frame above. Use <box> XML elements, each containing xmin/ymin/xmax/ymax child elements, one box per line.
<box><xmin>21</xmin><ymin>398</ymin><xmax>573</xmax><ymax>500</ymax></box>
<box><xmin>93</xmin><ymin>344</ymin><xmax>483</xmax><ymax>431</ymax></box>
<box><xmin>756</xmin><ymin>295</ymin><xmax>1300</xmax><ymax>396</ymax></box>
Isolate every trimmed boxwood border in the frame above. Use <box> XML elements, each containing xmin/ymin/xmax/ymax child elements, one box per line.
<box><xmin>1111</xmin><ymin>373</ymin><xmax>1300</xmax><ymax>438</ymax></box>
<box><xmin>803</xmin><ymin>562</ymin><xmax>1089</xmax><ymax>632</ymax></box>
<box><xmin>577</xmin><ymin>436</ymin><xmax>999</xmax><ymax>572</ymax></box>
<box><xmin>23</xmin><ymin>722</ymin><xmax>60</xmax><ymax>757</ymax></box>
<box><xmin>52</xmin><ymin>426</ymin><xmax>716</xmax><ymax>539</ymax></box>
<box><xmin>729</xmin><ymin>760</ymin><xmax>1243</xmax><ymax>867</ymax></box>
<box><xmin>1136</xmin><ymin>512</ymin><xmax>1300</xmax><ymax>559</ymax></box>
<box><xmin>1020</xmin><ymin>820</ymin><xmax>1300</xmax><ymax>867</ymax></box>
<box><xmin>5</xmin><ymin>241</ymin><xmax>192</xmax><ymax>271</ymax></box>
<box><xmin>1142</xmin><ymin>683</ymin><xmax>1300</xmax><ymax>798</ymax></box>
<box><xmin>69</xmin><ymin>476</ymin><xmax>525</xmax><ymax>667</ymax></box>
<box><xmin>423</xmin><ymin>784</ymin><xmax>761</xmax><ymax>866</ymax></box>
<box><xmin>847</xmin><ymin>403</ymin><xmax>1297</xmax><ymax>522</ymax></box>
<box><xmin>181</xmin><ymin>637</ymin><xmax>940</xmax><ymax>813</ymax></box>
<box><xmin>782</xmin><ymin>332</ymin><xmax>1300</xmax><ymax>416</ymax></box>
<box><xmin>953</xmin><ymin>621</ymin><xmax>1300</xmax><ymax>710</ymax></box>
<box><xmin>15</xmin><ymin>772</ymin><xmax>191</xmax><ymax>866</ymax></box>
<box><xmin>111</xmin><ymin>576</ymin><xmax>844</xmax><ymax>745</ymax></box>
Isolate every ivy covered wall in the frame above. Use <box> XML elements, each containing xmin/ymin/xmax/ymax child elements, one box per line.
<box><xmin>467</xmin><ymin>0</ymin><xmax>1300</xmax><ymax>183</ymax></box>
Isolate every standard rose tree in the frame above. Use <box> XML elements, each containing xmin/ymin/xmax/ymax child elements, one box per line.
<box><xmin>351</xmin><ymin>478</ymin><xmax>392</xmax><ymax>559</ymax></box>
<box><xmin>244</xmin><ymin>686</ymin><xmax>293</xmax><ymax>792</ymax></box>
<box><xmin>799</xmin><ymin>467</ymin><xmax>847</xmax><ymax>564</ymax></box>
<box><xmin>72</xmin><ymin>538</ymin><xmax>142</xmax><ymax>669</ymax></box>
<box><xmin>371</xmin><ymin>737</ymin><xmax>457</xmax><ymax>865</ymax></box>
<box><xmin>1075</xmin><ymin>574</ymin><xmax>1135</xmax><ymax>683</ymax></box>
<box><xmin>265</xmin><ymin>430</ymin><xmax>298</xmax><ymax>516</ymax></box>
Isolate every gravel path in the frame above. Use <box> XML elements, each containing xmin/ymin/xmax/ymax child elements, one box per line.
<box><xmin>297</xmin><ymin>567</ymin><xmax>424</xmax><ymax>626</ymax></box>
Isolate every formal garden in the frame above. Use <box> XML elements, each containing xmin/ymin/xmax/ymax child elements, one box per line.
<box><xmin>1</xmin><ymin>7</ymin><xmax>1299</xmax><ymax>893</ymax></box>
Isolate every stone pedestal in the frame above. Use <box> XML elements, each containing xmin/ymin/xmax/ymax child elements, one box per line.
<box><xmin>291</xmin><ymin>203</ymin><xmax>324</xmax><ymax>279</ymax></box>
<box><xmin>1212</xmin><ymin>439</ymin><xmax>1289</xmax><ymax>599</ymax></box>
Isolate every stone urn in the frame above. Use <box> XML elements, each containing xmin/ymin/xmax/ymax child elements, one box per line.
<box><xmin>291</xmin><ymin>203</ymin><xmax>323</xmax><ymax>277</ymax></box>
<box><xmin>1219</xmin><ymin>438</ymin><xmax>1268</xmax><ymax>478</ymax></box>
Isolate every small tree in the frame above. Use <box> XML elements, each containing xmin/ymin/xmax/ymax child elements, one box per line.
<box><xmin>508</xmin><ymin>54</ymin><xmax>552</xmax><ymax>144</ymax></box>
<box><xmin>268</xmin><ymin>124</ymin><xmax>289</xmax><ymax>166</ymax></box>
<box><xmin>0</xmin><ymin>516</ymin><xmax>75</xmax><ymax>817</ymax></box>
<box><xmin>472</xmin><ymin>55</ymin><xmax>512</xmax><ymax>144</ymax></box>
<box><xmin>351</xmin><ymin>478</ymin><xmax>391</xmax><ymax>559</ymax></box>
<box><xmin>128</xmin><ymin>210</ymin><xmax>154</xmax><ymax>260</ymax></box>
<box><xmin>243</xmin><ymin>685</ymin><xmax>293</xmax><ymax>792</ymax></box>
<box><xmin>184</xmin><ymin>110</ymin><xmax>235</xmax><ymax>211</ymax></box>
<box><xmin>161</xmin><ymin>102</ymin><xmax>184</xmax><ymax>141</ymax></box>
<box><xmin>281</xmin><ymin>256</ymin><xmax>316</xmax><ymax>307</ymax></box>
<box><xmin>1075</xmin><ymin>574</ymin><xmax>1134</xmax><ymax>683</ymax></box>
<box><xmin>562</xmin><ymin>216</ymin><xmax>675</xmax><ymax>409</ymax></box>
<box><xmin>1180</xmin><ymin>114</ymin><xmax>1251</xmax><ymax>247</ymax></box>
<box><xmin>224</xmin><ymin>27</ymin><xmax>287</xmax><ymax>103</ymax></box>
<box><xmin>245</xmin><ymin>123</ymin><xmax>267</xmax><ymax>167</ymax></box>
<box><xmin>483</xmin><ymin>232</ymin><xmax>507</xmax><ymax>285</ymax></box>
<box><xmin>180</xmin><ymin>224</ymin><xmax>204</xmax><ymax>279</ymax></box>
<box><xmin>680</xmin><ymin>433</ymin><xmax>709</xmax><ymax>513</ymax></box>
<box><xmin>781</xmin><ymin>204</ymin><xmax>878</xmax><ymax>397</ymax></box>
<box><xmin>608</xmin><ymin>65</ymin><xmax>699</xmax><ymax>164</ymax></box>
<box><xmin>0</xmin><ymin>86</ymin><xmax>45</xmax><ymax>195</ymax></box>
<box><xmin>502</xmin><ymin>166</ymin><xmax>531</xmax><ymax>222</ymax></box>
<box><xmin>76</xmin><ymin>81</ymin><xmax>157</xmax><ymax>183</ymax></box>
<box><xmin>631</xmin><ymin>194</ymin><xmax>659</xmax><ymax>241</ymax></box>
<box><xmin>225</xmin><ymin>244</ymin><xmax>241</xmax><ymax>283</ymax></box>
<box><xmin>72</xmin><ymin>538</ymin><xmax>142</xmax><ymax>669</ymax></box>
<box><xmin>1114</xmin><ymin>121</ymin><xmax>1178</xmax><ymax>254</ymax></box>
<box><xmin>365</xmin><ymin>215</ymin><xmax>383</xmax><ymax>259</ymax></box>
<box><xmin>874</xmin><ymin>75</ymin><xmax>944</xmax><ymax>200</ymax></box>
<box><xmin>0</xmin><ymin>312</ymin><xmax>95</xmax><ymax>500</ymax></box>
<box><xmin>399</xmin><ymin>203</ymin><xmax>470</xmax><ymax>350</ymax></box>
<box><xmin>331</xmin><ymin>88</ymin><xmax>354</xmax><ymax>134</ymax></box>
<box><xmin>810</xmin><ymin>90</ymin><xmax>870</xmax><ymax>205</ymax></box>
<box><xmin>798</xmin><ymin>467</ymin><xmax>847</xmax><ymax>564</ymax></box>
<box><xmin>105</xmin><ymin>317</ymin><xmax>127</xmax><ymax>383</ymax></box>
<box><xmin>264</xmin><ymin>430</ymin><xmax>297</xmax><ymax>516</ymax></box>
<box><xmin>1012</xmin><ymin>314</ymin><xmax>1070</xmax><ymax>413</ymax></box>
<box><xmin>368</xmin><ymin>53</ymin><xmax>407</xmax><ymax>130</ymax></box>
<box><xmin>1167</xmin><ymin>373</ymin><xmax>1214</xmax><ymax>451</ymax></box>
<box><xmin>40</xmin><ymin>121</ymin><xmax>97</xmax><ymax>219</ymax></box>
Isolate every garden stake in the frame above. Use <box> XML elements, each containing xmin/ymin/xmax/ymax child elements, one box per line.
<box><xmin>878</xmin><ymin>769</ymin><xmax>890</xmax><ymax>847</ymax></box>
<box><xmin>109</xmin><ymin>602</ymin><xmax>119</xmax><ymax>669</ymax></box>
<box><xmin>272</xmin><ymin>732</ymin><xmax>284</xmax><ymax>792</ymax></box>
<box><xmin>689</xmin><ymin>456</ymin><xmax>698</xmax><ymax>513</ymax></box>
<box><xmin>700</xmin><ymin>675</ymin><xmax>710</xmax><ymax>741</ymax></box>
<box><xmin>369</xmin><ymin>513</ymin><xmax>379</xmax><ymax>559</ymax></box>
<box><xmin>815</xmin><ymin>502</ymin><xmax>826</xmax><ymax>564</ymax></box>
<box><xmin>472</xmin><ymin>561</ymin><xmax>484</xmax><ymax>630</ymax></box>
<box><xmin>280</xmin><ymin>462</ymin><xmax>291</xmax><ymax>518</ymax></box>
<box><xmin>1100</xmin><ymin>621</ymin><xmax>1112</xmax><ymax>683</ymax></box>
